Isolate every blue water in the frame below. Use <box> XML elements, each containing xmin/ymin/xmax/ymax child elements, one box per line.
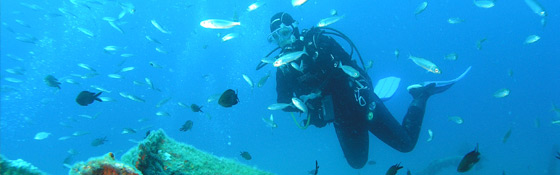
<box><xmin>1</xmin><ymin>0</ymin><xmax>559</xmax><ymax>174</ymax></box>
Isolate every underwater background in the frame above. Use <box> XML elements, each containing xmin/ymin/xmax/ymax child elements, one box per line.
<box><xmin>1</xmin><ymin>0</ymin><xmax>559</xmax><ymax>174</ymax></box>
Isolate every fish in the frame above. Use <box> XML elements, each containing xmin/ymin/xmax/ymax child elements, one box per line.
<box><xmin>15</xmin><ymin>34</ymin><xmax>38</xmax><ymax>44</ymax></box>
<box><xmin>218</xmin><ymin>89</ymin><xmax>239</xmax><ymax>108</ymax></box>
<box><xmin>524</xmin><ymin>0</ymin><xmax>546</xmax><ymax>17</ymax></box>
<box><xmin>493</xmin><ymin>88</ymin><xmax>510</xmax><ymax>98</ymax></box>
<box><xmin>155</xmin><ymin>47</ymin><xmax>168</xmax><ymax>54</ymax></box>
<box><xmin>242</xmin><ymin>74</ymin><xmax>254</xmax><ymax>88</ymax></box>
<box><xmin>156</xmin><ymin>97</ymin><xmax>172</xmax><ymax>108</ymax></box>
<box><xmin>98</xmin><ymin>97</ymin><xmax>115</xmax><ymax>102</ymax></box>
<box><xmin>339</xmin><ymin>61</ymin><xmax>360</xmax><ymax>78</ymax></box>
<box><xmin>502</xmin><ymin>128</ymin><xmax>512</xmax><ymax>143</ymax></box>
<box><xmin>151</xmin><ymin>19</ymin><xmax>171</xmax><ymax>34</ymax></box>
<box><xmin>120</xmin><ymin>54</ymin><xmax>134</xmax><ymax>58</ymax></box>
<box><xmin>222</xmin><ymin>33</ymin><xmax>239</xmax><ymax>42</ymax></box>
<box><xmin>394</xmin><ymin>49</ymin><xmax>400</xmax><ymax>59</ymax></box>
<box><xmin>72</xmin><ymin>131</ymin><xmax>90</xmax><ymax>136</ymax></box>
<box><xmin>257</xmin><ymin>71</ymin><xmax>271</xmax><ymax>88</ymax></box>
<box><xmin>44</xmin><ymin>75</ymin><xmax>61</xmax><ymax>89</ymax></box>
<box><xmin>524</xmin><ymin>35</ymin><xmax>540</xmax><ymax>44</ymax></box>
<box><xmin>107</xmin><ymin>74</ymin><xmax>123</xmax><ymax>79</ymax></box>
<box><xmin>448</xmin><ymin>17</ymin><xmax>465</xmax><ymax>24</ymax></box>
<box><xmin>444</xmin><ymin>53</ymin><xmax>458</xmax><ymax>61</ymax></box>
<box><xmin>180</xmin><ymin>120</ymin><xmax>193</xmax><ymax>132</ymax></box>
<box><xmin>365</xmin><ymin>60</ymin><xmax>374</xmax><ymax>71</ymax></box>
<box><xmin>317</xmin><ymin>15</ymin><xmax>345</xmax><ymax>27</ymax></box>
<box><xmin>415</xmin><ymin>2</ymin><xmax>428</xmax><ymax>16</ymax></box>
<box><xmin>556</xmin><ymin>152</ymin><xmax>560</xmax><ymax>160</ymax></box>
<box><xmin>91</xmin><ymin>136</ymin><xmax>107</xmax><ymax>147</ymax></box>
<box><xmin>408</xmin><ymin>55</ymin><xmax>441</xmax><ymax>74</ymax></box>
<box><xmin>292</xmin><ymin>0</ymin><xmax>308</xmax><ymax>7</ymax></box>
<box><xmin>103</xmin><ymin>45</ymin><xmax>120</xmax><ymax>52</ymax></box>
<box><xmin>77</xmin><ymin>27</ymin><xmax>95</xmax><ymax>37</ymax></box>
<box><xmin>108</xmin><ymin>21</ymin><xmax>124</xmax><ymax>34</ymax></box>
<box><xmin>200</xmin><ymin>19</ymin><xmax>240</xmax><ymax>29</ymax></box>
<box><xmin>267</xmin><ymin>103</ymin><xmax>292</xmax><ymax>110</ymax></box>
<box><xmin>476</xmin><ymin>38</ymin><xmax>487</xmax><ymax>50</ymax></box>
<box><xmin>262</xmin><ymin>114</ymin><xmax>278</xmax><ymax>128</ymax></box>
<box><xmin>261</xmin><ymin>57</ymin><xmax>276</xmax><ymax>64</ymax></box>
<box><xmin>299</xmin><ymin>91</ymin><xmax>322</xmax><ymax>102</ymax></box>
<box><xmin>90</xmin><ymin>85</ymin><xmax>111</xmax><ymax>93</ymax></box>
<box><xmin>190</xmin><ymin>104</ymin><xmax>204</xmax><ymax>113</ymax></box>
<box><xmin>292</xmin><ymin>97</ymin><xmax>308</xmax><ymax>113</ymax></box>
<box><xmin>274</xmin><ymin>50</ymin><xmax>307</xmax><ymax>67</ymax></box>
<box><xmin>178</xmin><ymin>102</ymin><xmax>188</xmax><ymax>108</ymax></box>
<box><xmin>386</xmin><ymin>162</ymin><xmax>403</xmax><ymax>175</ymax></box>
<box><xmin>156</xmin><ymin>111</ymin><xmax>170</xmax><ymax>116</ymax></box>
<box><xmin>34</xmin><ymin>132</ymin><xmax>51</xmax><ymax>140</ymax></box>
<box><xmin>75</xmin><ymin>91</ymin><xmax>102</xmax><ymax>106</ymax></box>
<box><xmin>247</xmin><ymin>2</ymin><xmax>264</xmax><ymax>12</ymax></box>
<box><xmin>551</xmin><ymin>120</ymin><xmax>560</xmax><ymax>125</ymax></box>
<box><xmin>457</xmin><ymin>144</ymin><xmax>481</xmax><ymax>172</ymax></box>
<box><xmin>149</xmin><ymin>61</ymin><xmax>163</xmax><ymax>68</ymax></box>
<box><xmin>4</xmin><ymin>77</ymin><xmax>23</xmax><ymax>83</ymax></box>
<box><xmin>427</xmin><ymin>129</ymin><xmax>433</xmax><ymax>142</ymax></box>
<box><xmin>474</xmin><ymin>0</ymin><xmax>495</xmax><ymax>8</ymax></box>
<box><xmin>145</xmin><ymin>35</ymin><xmax>162</xmax><ymax>44</ymax></box>
<box><xmin>240</xmin><ymin>151</ymin><xmax>252</xmax><ymax>160</ymax></box>
<box><xmin>122</xmin><ymin>128</ymin><xmax>137</xmax><ymax>134</ymax></box>
<box><xmin>448</xmin><ymin>116</ymin><xmax>464</xmax><ymax>124</ymax></box>
<box><xmin>15</xmin><ymin>19</ymin><xmax>31</xmax><ymax>28</ymax></box>
<box><xmin>58</xmin><ymin>136</ymin><xmax>72</xmax><ymax>141</ymax></box>
<box><xmin>78</xmin><ymin>63</ymin><xmax>97</xmax><ymax>72</ymax></box>
<box><xmin>407</xmin><ymin>169</ymin><xmax>411</xmax><ymax>175</ymax></box>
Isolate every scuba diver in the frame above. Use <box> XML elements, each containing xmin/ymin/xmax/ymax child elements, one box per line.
<box><xmin>257</xmin><ymin>12</ymin><xmax>468</xmax><ymax>169</ymax></box>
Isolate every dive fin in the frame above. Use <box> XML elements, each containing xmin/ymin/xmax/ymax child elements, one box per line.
<box><xmin>374</xmin><ymin>76</ymin><xmax>401</xmax><ymax>102</ymax></box>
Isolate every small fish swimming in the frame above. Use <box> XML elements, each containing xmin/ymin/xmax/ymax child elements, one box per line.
<box><xmin>493</xmin><ymin>88</ymin><xmax>510</xmax><ymax>98</ymax></box>
<box><xmin>91</xmin><ymin>136</ymin><xmax>107</xmax><ymax>147</ymax></box>
<box><xmin>247</xmin><ymin>2</ymin><xmax>264</xmax><ymax>12</ymax></box>
<box><xmin>156</xmin><ymin>111</ymin><xmax>170</xmax><ymax>116</ymax></box>
<box><xmin>292</xmin><ymin>0</ymin><xmax>308</xmax><ymax>7</ymax></box>
<box><xmin>190</xmin><ymin>104</ymin><xmax>204</xmax><ymax>113</ymax></box>
<box><xmin>274</xmin><ymin>50</ymin><xmax>307</xmax><ymax>67</ymax></box>
<box><xmin>476</xmin><ymin>38</ymin><xmax>487</xmax><ymax>50</ymax></box>
<box><xmin>448</xmin><ymin>17</ymin><xmax>465</xmax><ymax>24</ymax></box>
<box><xmin>218</xmin><ymin>89</ymin><xmax>239</xmax><ymax>108</ymax></box>
<box><xmin>180</xmin><ymin>120</ymin><xmax>193</xmax><ymax>132</ymax></box>
<box><xmin>222</xmin><ymin>33</ymin><xmax>238</xmax><ymax>42</ymax></box>
<box><xmin>457</xmin><ymin>144</ymin><xmax>481</xmax><ymax>172</ymax></box>
<box><xmin>339</xmin><ymin>61</ymin><xmax>360</xmax><ymax>78</ymax></box>
<box><xmin>292</xmin><ymin>97</ymin><xmax>308</xmax><ymax>113</ymax></box>
<box><xmin>257</xmin><ymin>71</ymin><xmax>270</xmax><ymax>88</ymax></box>
<box><xmin>145</xmin><ymin>35</ymin><xmax>162</xmax><ymax>44</ymax></box>
<box><xmin>34</xmin><ymin>132</ymin><xmax>51</xmax><ymax>140</ymax></box>
<box><xmin>444</xmin><ymin>53</ymin><xmax>458</xmax><ymax>61</ymax></box>
<box><xmin>75</xmin><ymin>91</ymin><xmax>102</xmax><ymax>106</ymax></box>
<box><xmin>267</xmin><ymin>103</ymin><xmax>292</xmax><ymax>110</ymax></box>
<box><xmin>200</xmin><ymin>19</ymin><xmax>240</xmax><ymax>29</ymax></box>
<box><xmin>151</xmin><ymin>19</ymin><xmax>171</xmax><ymax>34</ymax></box>
<box><xmin>386</xmin><ymin>162</ymin><xmax>403</xmax><ymax>175</ymax></box>
<box><xmin>240</xmin><ymin>151</ymin><xmax>252</xmax><ymax>160</ymax></box>
<box><xmin>122</xmin><ymin>128</ymin><xmax>136</xmax><ymax>134</ymax></box>
<box><xmin>524</xmin><ymin>35</ymin><xmax>540</xmax><ymax>44</ymax></box>
<box><xmin>474</xmin><ymin>0</ymin><xmax>495</xmax><ymax>8</ymax></box>
<box><xmin>242</xmin><ymin>74</ymin><xmax>254</xmax><ymax>89</ymax></box>
<box><xmin>427</xmin><ymin>129</ymin><xmax>433</xmax><ymax>142</ymax></box>
<box><xmin>44</xmin><ymin>75</ymin><xmax>61</xmax><ymax>89</ymax></box>
<box><xmin>156</xmin><ymin>97</ymin><xmax>172</xmax><ymax>108</ymax></box>
<box><xmin>317</xmin><ymin>15</ymin><xmax>345</xmax><ymax>27</ymax></box>
<box><xmin>556</xmin><ymin>152</ymin><xmax>560</xmax><ymax>160</ymax></box>
<box><xmin>408</xmin><ymin>55</ymin><xmax>441</xmax><ymax>74</ymax></box>
<box><xmin>502</xmin><ymin>128</ymin><xmax>512</xmax><ymax>143</ymax></box>
<box><xmin>448</xmin><ymin>116</ymin><xmax>464</xmax><ymax>124</ymax></box>
<box><xmin>524</xmin><ymin>0</ymin><xmax>546</xmax><ymax>16</ymax></box>
<box><xmin>262</xmin><ymin>114</ymin><xmax>278</xmax><ymax>128</ymax></box>
<box><xmin>78</xmin><ymin>63</ymin><xmax>96</xmax><ymax>72</ymax></box>
<box><xmin>415</xmin><ymin>2</ymin><xmax>428</xmax><ymax>16</ymax></box>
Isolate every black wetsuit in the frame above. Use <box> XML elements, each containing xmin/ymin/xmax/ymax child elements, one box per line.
<box><xmin>275</xmin><ymin>27</ymin><xmax>430</xmax><ymax>169</ymax></box>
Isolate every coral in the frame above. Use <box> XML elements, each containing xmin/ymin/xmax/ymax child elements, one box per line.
<box><xmin>0</xmin><ymin>155</ymin><xmax>46</xmax><ymax>175</ymax></box>
<box><xmin>69</xmin><ymin>152</ymin><xmax>142</xmax><ymax>175</ymax></box>
<box><xmin>121</xmin><ymin>129</ymin><xmax>275</xmax><ymax>175</ymax></box>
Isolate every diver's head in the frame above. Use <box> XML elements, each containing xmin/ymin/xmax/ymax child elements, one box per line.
<box><xmin>268</xmin><ymin>12</ymin><xmax>299</xmax><ymax>48</ymax></box>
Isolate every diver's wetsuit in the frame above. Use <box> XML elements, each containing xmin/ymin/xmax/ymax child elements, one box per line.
<box><xmin>275</xmin><ymin>27</ymin><xmax>430</xmax><ymax>169</ymax></box>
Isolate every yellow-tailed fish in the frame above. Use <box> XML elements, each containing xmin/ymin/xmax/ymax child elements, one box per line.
<box><xmin>77</xmin><ymin>27</ymin><xmax>95</xmax><ymax>37</ymax></box>
<box><xmin>273</xmin><ymin>49</ymin><xmax>307</xmax><ymax>67</ymax></box>
<box><xmin>257</xmin><ymin>71</ymin><xmax>270</xmax><ymax>88</ymax></box>
<box><xmin>448</xmin><ymin>116</ymin><xmax>464</xmax><ymax>124</ymax></box>
<box><xmin>78</xmin><ymin>63</ymin><xmax>96</xmax><ymax>72</ymax></box>
<box><xmin>127</xmin><ymin>95</ymin><xmax>145</xmax><ymax>102</ymax></box>
<box><xmin>222</xmin><ymin>33</ymin><xmax>238</xmax><ymax>42</ymax></box>
<box><xmin>267</xmin><ymin>103</ymin><xmax>292</xmax><ymax>110</ymax></box>
<box><xmin>247</xmin><ymin>2</ymin><xmax>264</xmax><ymax>12</ymax></box>
<box><xmin>524</xmin><ymin>35</ymin><xmax>540</xmax><ymax>44</ymax></box>
<box><xmin>317</xmin><ymin>15</ymin><xmax>345</xmax><ymax>27</ymax></box>
<box><xmin>4</xmin><ymin>77</ymin><xmax>23</xmax><ymax>83</ymax></box>
<box><xmin>474</xmin><ymin>0</ymin><xmax>495</xmax><ymax>8</ymax></box>
<box><xmin>145</xmin><ymin>35</ymin><xmax>161</xmax><ymax>44</ymax></box>
<box><xmin>200</xmin><ymin>19</ymin><xmax>240</xmax><ymax>29</ymax></box>
<box><xmin>34</xmin><ymin>132</ymin><xmax>51</xmax><ymax>140</ymax></box>
<box><xmin>107</xmin><ymin>74</ymin><xmax>123</xmax><ymax>79</ymax></box>
<box><xmin>120</xmin><ymin>66</ymin><xmax>135</xmax><ymax>72</ymax></box>
<box><xmin>427</xmin><ymin>129</ymin><xmax>433</xmax><ymax>142</ymax></box>
<box><xmin>415</xmin><ymin>2</ymin><xmax>428</xmax><ymax>15</ymax></box>
<box><xmin>242</xmin><ymin>74</ymin><xmax>254</xmax><ymax>88</ymax></box>
<box><xmin>108</xmin><ymin>21</ymin><xmax>124</xmax><ymax>34</ymax></box>
<box><xmin>90</xmin><ymin>85</ymin><xmax>111</xmax><ymax>93</ymax></box>
<box><xmin>120</xmin><ymin>54</ymin><xmax>134</xmax><ymax>58</ymax></box>
<box><xmin>262</xmin><ymin>114</ymin><xmax>278</xmax><ymax>128</ymax></box>
<box><xmin>156</xmin><ymin>97</ymin><xmax>172</xmax><ymax>108</ymax></box>
<box><xmin>408</xmin><ymin>55</ymin><xmax>441</xmax><ymax>74</ymax></box>
<box><xmin>292</xmin><ymin>0</ymin><xmax>308</xmax><ymax>7</ymax></box>
<box><xmin>448</xmin><ymin>17</ymin><xmax>465</xmax><ymax>24</ymax></box>
<box><xmin>524</xmin><ymin>0</ymin><xmax>546</xmax><ymax>17</ymax></box>
<box><xmin>339</xmin><ymin>61</ymin><xmax>360</xmax><ymax>78</ymax></box>
<box><xmin>156</xmin><ymin>111</ymin><xmax>170</xmax><ymax>116</ymax></box>
<box><xmin>291</xmin><ymin>97</ymin><xmax>307</xmax><ymax>113</ymax></box>
<box><xmin>493</xmin><ymin>88</ymin><xmax>510</xmax><ymax>98</ymax></box>
<box><xmin>151</xmin><ymin>19</ymin><xmax>171</xmax><ymax>34</ymax></box>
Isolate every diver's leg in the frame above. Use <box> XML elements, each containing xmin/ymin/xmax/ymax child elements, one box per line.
<box><xmin>330</xmin><ymin>78</ymin><xmax>369</xmax><ymax>169</ymax></box>
<box><xmin>367</xmin><ymin>84</ymin><xmax>434</xmax><ymax>152</ymax></box>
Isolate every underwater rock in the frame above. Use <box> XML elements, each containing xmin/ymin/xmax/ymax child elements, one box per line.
<box><xmin>120</xmin><ymin>129</ymin><xmax>274</xmax><ymax>175</ymax></box>
<box><xmin>69</xmin><ymin>152</ymin><xmax>141</xmax><ymax>175</ymax></box>
<box><xmin>0</xmin><ymin>155</ymin><xmax>46</xmax><ymax>175</ymax></box>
